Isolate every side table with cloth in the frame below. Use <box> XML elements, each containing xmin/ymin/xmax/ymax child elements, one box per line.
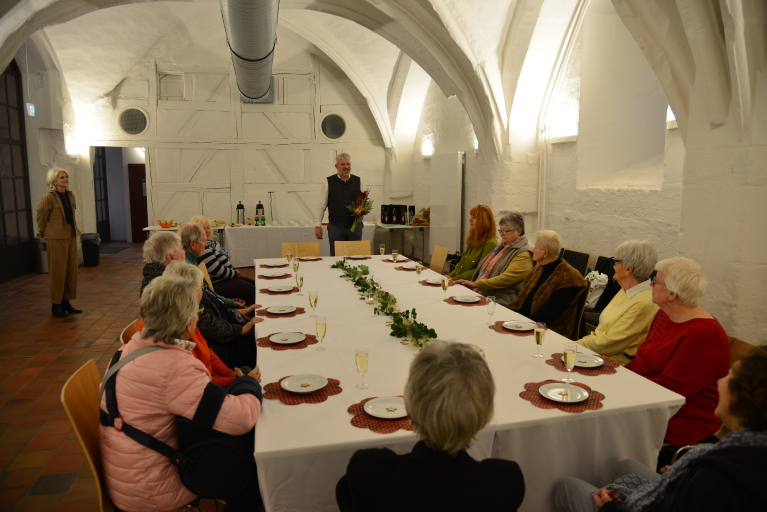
<box><xmin>252</xmin><ymin>256</ymin><xmax>684</xmax><ymax>512</ymax></box>
<box><xmin>225</xmin><ymin>225</ymin><xmax>376</xmax><ymax>267</ymax></box>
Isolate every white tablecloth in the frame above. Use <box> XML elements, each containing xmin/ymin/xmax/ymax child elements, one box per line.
<box><xmin>252</xmin><ymin>257</ymin><xmax>684</xmax><ymax>512</ymax></box>
<box><xmin>224</xmin><ymin>225</ymin><xmax>377</xmax><ymax>267</ymax></box>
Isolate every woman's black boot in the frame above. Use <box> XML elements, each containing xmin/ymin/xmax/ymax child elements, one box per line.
<box><xmin>52</xmin><ymin>304</ymin><xmax>67</xmax><ymax>318</ymax></box>
<box><xmin>61</xmin><ymin>300</ymin><xmax>82</xmax><ymax>314</ymax></box>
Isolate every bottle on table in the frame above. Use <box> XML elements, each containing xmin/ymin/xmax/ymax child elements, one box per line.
<box><xmin>256</xmin><ymin>201</ymin><xmax>265</xmax><ymax>226</ymax></box>
<box><xmin>236</xmin><ymin>201</ymin><xmax>245</xmax><ymax>224</ymax></box>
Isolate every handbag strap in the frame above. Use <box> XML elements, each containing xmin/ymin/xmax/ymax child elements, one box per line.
<box><xmin>99</xmin><ymin>345</ymin><xmax>163</xmax><ymax>400</ymax></box>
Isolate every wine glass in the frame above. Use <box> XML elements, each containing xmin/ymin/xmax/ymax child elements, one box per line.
<box><xmin>391</xmin><ymin>250</ymin><xmax>398</xmax><ymax>263</ymax></box>
<box><xmin>344</xmin><ymin>245</ymin><xmax>350</xmax><ymax>259</ymax></box>
<box><xmin>533</xmin><ymin>322</ymin><xmax>547</xmax><ymax>358</ymax></box>
<box><xmin>563</xmin><ymin>341</ymin><xmax>577</xmax><ymax>384</ymax></box>
<box><xmin>315</xmin><ymin>316</ymin><xmax>327</xmax><ymax>351</ymax></box>
<box><xmin>379</xmin><ymin>244</ymin><xmax>386</xmax><ymax>257</ymax></box>
<box><xmin>308</xmin><ymin>290</ymin><xmax>318</xmax><ymax>317</ymax></box>
<box><xmin>355</xmin><ymin>347</ymin><xmax>369</xmax><ymax>389</ymax></box>
<box><xmin>295</xmin><ymin>272</ymin><xmax>304</xmax><ymax>296</ymax></box>
<box><xmin>486</xmin><ymin>296</ymin><xmax>496</xmax><ymax>325</ymax></box>
<box><xmin>292</xmin><ymin>259</ymin><xmax>300</xmax><ymax>273</ymax></box>
<box><xmin>286</xmin><ymin>251</ymin><xmax>293</xmax><ymax>264</ymax></box>
<box><xmin>441</xmin><ymin>276</ymin><xmax>449</xmax><ymax>299</ymax></box>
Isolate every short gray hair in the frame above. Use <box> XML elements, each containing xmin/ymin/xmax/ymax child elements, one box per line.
<box><xmin>143</xmin><ymin>231</ymin><xmax>182</xmax><ymax>264</ymax></box>
<box><xmin>404</xmin><ymin>341</ymin><xmax>494</xmax><ymax>456</ymax></box>
<box><xmin>614</xmin><ymin>240</ymin><xmax>658</xmax><ymax>282</ymax></box>
<box><xmin>336</xmin><ymin>152</ymin><xmax>351</xmax><ymax>163</ymax></box>
<box><xmin>497</xmin><ymin>210</ymin><xmax>525</xmax><ymax>235</ymax></box>
<box><xmin>178</xmin><ymin>223</ymin><xmax>204</xmax><ymax>249</ymax></box>
<box><xmin>656</xmin><ymin>257</ymin><xmax>708</xmax><ymax>307</ymax></box>
<box><xmin>162</xmin><ymin>261</ymin><xmax>203</xmax><ymax>290</ymax></box>
<box><xmin>140</xmin><ymin>275</ymin><xmax>198</xmax><ymax>344</ymax></box>
<box><xmin>46</xmin><ymin>168</ymin><xmax>68</xmax><ymax>191</ymax></box>
<box><xmin>535</xmin><ymin>230</ymin><xmax>562</xmax><ymax>256</ymax></box>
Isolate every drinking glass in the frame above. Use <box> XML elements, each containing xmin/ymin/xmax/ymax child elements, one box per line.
<box><xmin>286</xmin><ymin>251</ymin><xmax>293</xmax><ymax>263</ymax></box>
<box><xmin>533</xmin><ymin>322</ymin><xmax>547</xmax><ymax>358</ymax></box>
<box><xmin>364</xmin><ymin>290</ymin><xmax>376</xmax><ymax>305</ymax></box>
<box><xmin>295</xmin><ymin>273</ymin><xmax>304</xmax><ymax>296</ymax></box>
<box><xmin>344</xmin><ymin>245</ymin><xmax>350</xmax><ymax>258</ymax></box>
<box><xmin>292</xmin><ymin>259</ymin><xmax>300</xmax><ymax>273</ymax></box>
<box><xmin>293</xmin><ymin>244</ymin><xmax>300</xmax><ymax>258</ymax></box>
<box><xmin>391</xmin><ymin>250</ymin><xmax>399</xmax><ymax>263</ymax></box>
<box><xmin>486</xmin><ymin>296</ymin><xmax>496</xmax><ymax>325</ymax></box>
<box><xmin>415</xmin><ymin>262</ymin><xmax>423</xmax><ymax>281</ymax></box>
<box><xmin>379</xmin><ymin>244</ymin><xmax>386</xmax><ymax>257</ymax></box>
<box><xmin>308</xmin><ymin>290</ymin><xmax>318</xmax><ymax>317</ymax></box>
<box><xmin>441</xmin><ymin>276</ymin><xmax>449</xmax><ymax>299</ymax></box>
<box><xmin>563</xmin><ymin>341</ymin><xmax>577</xmax><ymax>384</ymax></box>
<box><xmin>315</xmin><ymin>316</ymin><xmax>327</xmax><ymax>351</ymax></box>
<box><xmin>355</xmin><ymin>347</ymin><xmax>369</xmax><ymax>389</ymax></box>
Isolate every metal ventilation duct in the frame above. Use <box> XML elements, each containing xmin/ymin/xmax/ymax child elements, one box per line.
<box><xmin>219</xmin><ymin>0</ymin><xmax>279</xmax><ymax>101</ymax></box>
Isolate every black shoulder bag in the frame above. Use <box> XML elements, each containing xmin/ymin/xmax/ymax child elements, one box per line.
<box><xmin>99</xmin><ymin>347</ymin><xmax>262</xmax><ymax>499</ymax></box>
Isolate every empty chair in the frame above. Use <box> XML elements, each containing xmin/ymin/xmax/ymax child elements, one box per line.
<box><xmin>334</xmin><ymin>240</ymin><xmax>371</xmax><ymax>256</ymax></box>
<box><xmin>560</xmin><ymin>248</ymin><xmax>590</xmax><ymax>277</ymax></box>
<box><xmin>429</xmin><ymin>246</ymin><xmax>449</xmax><ymax>274</ymax></box>
<box><xmin>281</xmin><ymin>242</ymin><xmax>320</xmax><ymax>258</ymax></box>
<box><xmin>119</xmin><ymin>318</ymin><xmax>140</xmax><ymax>345</ymax></box>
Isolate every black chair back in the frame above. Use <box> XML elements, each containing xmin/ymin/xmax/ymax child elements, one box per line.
<box><xmin>561</xmin><ymin>249</ymin><xmax>590</xmax><ymax>277</ymax></box>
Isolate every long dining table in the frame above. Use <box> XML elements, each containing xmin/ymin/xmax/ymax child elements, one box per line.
<box><xmin>252</xmin><ymin>256</ymin><xmax>684</xmax><ymax>512</ymax></box>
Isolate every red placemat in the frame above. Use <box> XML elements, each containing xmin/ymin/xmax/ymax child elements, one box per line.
<box><xmin>394</xmin><ymin>265</ymin><xmax>417</xmax><ymax>271</ymax></box>
<box><xmin>488</xmin><ymin>320</ymin><xmax>533</xmax><ymax>336</ymax></box>
<box><xmin>383</xmin><ymin>258</ymin><xmax>411</xmax><ymax>263</ymax></box>
<box><xmin>345</xmin><ymin>256</ymin><xmax>372</xmax><ymax>261</ymax></box>
<box><xmin>297</xmin><ymin>257</ymin><xmax>324</xmax><ymax>262</ymax></box>
<box><xmin>259</xmin><ymin>264</ymin><xmax>288</xmax><ymax>269</ymax></box>
<box><xmin>257</xmin><ymin>332</ymin><xmax>319</xmax><ymax>350</ymax></box>
<box><xmin>256</xmin><ymin>307</ymin><xmax>306</xmax><ymax>319</ymax></box>
<box><xmin>546</xmin><ymin>352</ymin><xmax>619</xmax><ymax>376</ymax></box>
<box><xmin>519</xmin><ymin>380</ymin><xmax>605</xmax><ymax>413</ymax></box>
<box><xmin>347</xmin><ymin>397</ymin><xmax>416</xmax><ymax>434</ymax></box>
<box><xmin>257</xmin><ymin>274</ymin><xmax>293</xmax><ymax>280</ymax></box>
<box><xmin>443</xmin><ymin>295</ymin><xmax>489</xmax><ymax>306</ymax></box>
<box><xmin>418</xmin><ymin>279</ymin><xmax>456</xmax><ymax>287</ymax></box>
<box><xmin>259</xmin><ymin>287</ymin><xmax>300</xmax><ymax>295</ymax></box>
<box><xmin>263</xmin><ymin>376</ymin><xmax>342</xmax><ymax>405</ymax></box>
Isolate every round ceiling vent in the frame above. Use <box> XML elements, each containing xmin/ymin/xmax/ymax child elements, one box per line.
<box><xmin>118</xmin><ymin>107</ymin><xmax>149</xmax><ymax>136</ymax></box>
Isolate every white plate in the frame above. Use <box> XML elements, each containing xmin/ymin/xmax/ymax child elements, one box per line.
<box><xmin>502</xmin><ymin>321</ymin><xmax>536</xmax><ymax>331</ymax></box>
<box><xmin>266</xmin><ymin>306</ymin><xmax>297</xmax><ymax>315</ymax></box>
<box><xmin>280</xmin><ymin>374</ymin><xmax>328</xmax><ymax>394</ymax></box>
<box><xmin>425</xmin><ymin>278</ymin><xmax>442</xmax><ymax>285</ymax></box>
<box><xmin>539</xmin><ymin>383</ymin><xmax>589</xmax><ymax>403</ymax></box>
<box><xmin>403</xmin><ymin>263</ymin><xmax>417</xmax><ymax>269</ymax></box>
<box><xmin>562</xmin><ymin>353</ymin><xmax>605</xmax><ymax>368</ymax></box>
<box><xmin>269</xmin><ymin>332</ymin><xmax>305</xmax><ymax>345</ymax></box>
<box><xmin>454</xmin><ymin>296</ymin><xmax>481</xmax><ymax>303</ymax></box>
<box><xmin>267</xmin><ymin>286</ymin><xmax>293</xmax><ymax>293</ymax></box>
<box><xmin>347</xmin><ymin>255</ymin><xmax>368</xmax><ymax>259</ymax></box>
<box><xmin>300</xmin><ymin>256</ymin><xmax>321</xmax><ymax>261</ymax></box>
<box><xmin>263</xmin><ymin>262</ymin><xmax>287</xmax><ymax>267</ymax></box>
<box><xmin>264</xmin><ymin>272</ymin><xmax>286</xmax><ymax>278</ymax></box>
<box><xmin>364</xmin><ymin>396</ymin><xmax>407</xmax><ymax>419</ymax></box>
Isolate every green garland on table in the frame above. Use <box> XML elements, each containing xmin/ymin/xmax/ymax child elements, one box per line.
<box><xmin>331</xmin><ymin>260</ymin><xmax>437</xmax><ymax>348</ymax></box>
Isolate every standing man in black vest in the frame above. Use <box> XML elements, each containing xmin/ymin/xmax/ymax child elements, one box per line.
<box><xmin>314</xmin><ymin>153</ymin><xmax>365</xmax><ymax>256</ymax></box>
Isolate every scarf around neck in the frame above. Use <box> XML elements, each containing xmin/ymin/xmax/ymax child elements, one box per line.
<box><xmin>476</xmin><ymin>236</ymin><xmax>525</xmax><ymax>281</ymax></box>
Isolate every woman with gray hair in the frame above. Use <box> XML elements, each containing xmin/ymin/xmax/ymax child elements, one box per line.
<box><xmin>336</xmin><ymin>341</ymin><xmax>525</xmax><ymax>512</ymax></box>
<box><xmin>627</xmin><ymin>257</ymin><xmax>729</xmax><ymax>468</ymax></box>
<box><xmin>36</xmin><ymin>168</ymin><xmax>82</xmax><ymax>317</ymax></box>
<box><xmin>455</xmin><ymin>210</ymin><xmax>533</xmax><ymax>306</ymax></box>
<box><xmin>576</xmin><ymin>240</ymin><xmax>659</xmax><ymax>365</ymax></box>
<box><xmin>140</xmin><ymin>231</ymin><xmax>186</xmax><ymax>295</ymax></box>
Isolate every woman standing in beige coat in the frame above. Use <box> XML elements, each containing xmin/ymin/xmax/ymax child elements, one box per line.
<box><xmin>36</xmin><ymin>168</ymin><xmax>82</xmax><ymax>317</ymax></box>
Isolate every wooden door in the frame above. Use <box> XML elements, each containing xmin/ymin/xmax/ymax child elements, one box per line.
<box><xmin>128</xmin><ymin>164</ymin><xmax>148</xmax><ymax>243</ymax></box>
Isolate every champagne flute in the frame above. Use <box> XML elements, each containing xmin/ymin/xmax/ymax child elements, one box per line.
<box><xmin>355</xmin><ymin>347</ymin><xmax>369</xmax><ymax>389</ymax></box>
<box><xmin>308</xmin><ymin>290</ymin><xmax>318</xmax><ymax>317</ymax></box>
<box><xmin>293</xmin><ymin>244</ymin><xmax>300</xmax><ymax>259</ymax></box>
<box><xmin>415</xmin><ymin>262</ymin><xmax>423</xmax><ymax>281</ymax></box>
<box><xmin>533</xmin><ymin>322</ymin><xmax>547</xmax><ymax>358</ymax></box>
<box><xmin>391</xmin><ymin>250</ymin><xmax>398</xmax><ymax>263</ymax></box>
<box><xmin>286</xmin><ymin>251</ymin><xmax>293</xmax><ymax>264</ymax></box>
<box><xmin>486</xmin><ymin>296</ymin><xmax>496</xmax><ymax>325</ymax></box>
<box><xmin>441</xmin><ymin>275</ymin><xmax>449</xmax><ymax>299</ymax></box>
<box><xmin>295</xmin><ymin>272</ymin><xmax>304</xmax><ymax>296</ymax></box>
<box><xmin>563</xmin><ymin>341</ymin><xmax>577</xmax><ymax>384</ymax></box>
<box><xmin>292</xmin><ymin>259</ymin><xmax>300</xmax><ymax>273</ymax></box>
<box><xmin>315</xmin><ymin>316</ymin><xmax>327</xmax><ymax>351</ymax></box>
<box><xmin>379</xmin><ymin>244</ymin><xmax>386</xmax><ymax>257</ymax></box>
<box><xmin>344</xmin><ymin>245</ymin><xmax>350</xmax><ymax>259</ymax></box>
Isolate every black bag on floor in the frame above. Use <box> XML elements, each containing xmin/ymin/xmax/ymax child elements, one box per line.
<box><xmin>100</xmin><ymin>348</ymin><xmax>262</xmax><ymax>499</ymax></box>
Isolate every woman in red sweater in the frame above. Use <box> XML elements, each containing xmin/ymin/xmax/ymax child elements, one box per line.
<box><xmin>627</xmin><ymin>257</ymin><xmax>729</xmax><ymax>468</ymax></box>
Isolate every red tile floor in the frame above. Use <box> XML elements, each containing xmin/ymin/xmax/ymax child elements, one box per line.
<box><xmin>0</xmin><ymin>243</ymin><xmax>237</xmax><ymax>512</ymax></box>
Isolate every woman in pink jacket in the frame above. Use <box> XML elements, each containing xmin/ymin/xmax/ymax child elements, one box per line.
<box><xmin>99</xmin><ymin>274</ymin><xmax>262</xmax><ymax>512</ymax></box>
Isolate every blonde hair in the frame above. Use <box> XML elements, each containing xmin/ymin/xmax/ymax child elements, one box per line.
<box><xmin>140</xmin><ymin>275</ymin><xmax>198</xmax><ymax>344</ymax></box>
<box><xmin>162</xmin><ymin>261</ymin><xmax>203</xmax><ymax>290</ymax></box>
<box><xmin>535</xmin><ymin>230</ymin><xmax>562</xmax><ymax>256</ymax></box>
<box><xmin>142</xmin><ymin>231</ymin><xmax>181</xmax><ymax>264</ymax></box>
<box><xmin>46</xmin><ymin>168</ymin><xmax>69</xmax><ymax>191</ymax></box>
<box><xmin>404</xmin><ymin>340</ymin><xmax>494</xmax><ymax>455</ymax></box>
<box><xmin>189</xmin><ymin>215</ymin><xmax>210</xmax><ymax>226</ymax></box>
<box><xmin>656</xmin><ymin>257</ymin><xmax>708</xmax><ymax>307</ymax></box>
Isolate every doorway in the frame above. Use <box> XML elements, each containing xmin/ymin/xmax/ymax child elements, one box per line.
<box><xmin>128</xmin><ymin>163</ymin><xmax>147</xmax><ymax>243</ymax></box>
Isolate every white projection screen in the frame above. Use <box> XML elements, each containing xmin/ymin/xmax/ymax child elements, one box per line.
<box><xmin>429</xmin><ymin>152</ymin><xmax>464</xmax><ymax>254</ymax></box>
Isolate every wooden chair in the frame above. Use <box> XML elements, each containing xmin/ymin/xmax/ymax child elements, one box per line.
<box><xmin>429</xmin><ymin>246</ymin><xmax>449</xmax><ymax>274</ymax></box>
<box><xmin>281</xmin><ymin>242</ymin><xmax>320</xmax><ymax>258</ymax></box>
<box><xmin>561</xmin><ymin>248</ymin><xmax>590</xmax><ymax>277</ymax></box>
<box><xmin>119</xmin><ymin>319</ymin><xmax>140</xmax><ymax>345</ymax></box>
<box><xmin>198</xmin><ymin>262</ymin><xmax>214</xmax><ymax>291</ymax></box>
<box><xmin>61</xmin><ymin>360</ymin><xmax>115</xmax><ymax>512</ymax></box>
<box><xmin>568</xmin><ymin>281</ymin><xmax>591</xmax><ymax>340</ymax></box>
<box><xmin>334</xmin><ymin>240</ymin><xmax>371</xmax><ymax>256</ymax></box>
